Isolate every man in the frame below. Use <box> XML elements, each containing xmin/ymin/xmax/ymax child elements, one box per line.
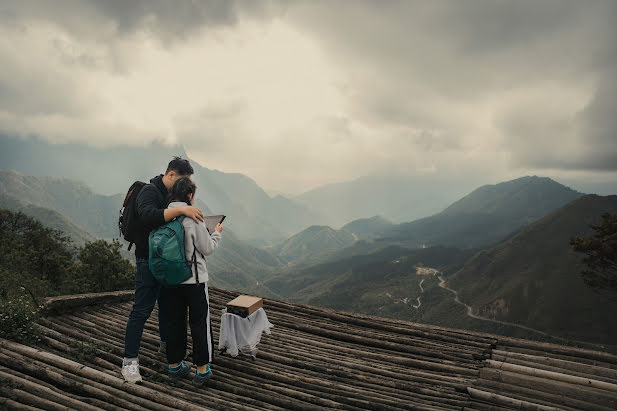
<box><xmin>121</xmin><ymin>156</ymin><xmax>204</xmax><ymax>383</ymax></box>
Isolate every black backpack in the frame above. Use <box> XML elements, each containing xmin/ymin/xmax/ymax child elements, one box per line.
<box><xmin>119</xmin><ymin>181</ymin><xmax>146</xmax><ymax>250</ymax></box>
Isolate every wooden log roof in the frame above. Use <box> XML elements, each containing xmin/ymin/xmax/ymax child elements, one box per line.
<box><xmin>1</xmin><ymin>287</ymin><xmax>616</xmax><ymax>410</ymax></box>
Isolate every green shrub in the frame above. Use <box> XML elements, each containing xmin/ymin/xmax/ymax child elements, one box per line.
<box><xmin>0</xmin><ymin>290</ymin><xmax>40</xmax><ymax>342</ymax></box>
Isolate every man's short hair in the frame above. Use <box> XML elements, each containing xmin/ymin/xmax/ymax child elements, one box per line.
<box><xmin>166</xmin><ymin>156</ymin><xmax>194</xmax><ymax>176</ymax></box>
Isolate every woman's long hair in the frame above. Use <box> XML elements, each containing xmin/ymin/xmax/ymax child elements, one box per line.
<box><xmin>168</xmin><ymin>177</ymin><xmax>196</xmax><ymax>205</ymax></box>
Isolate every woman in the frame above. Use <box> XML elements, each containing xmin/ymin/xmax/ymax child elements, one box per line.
<box><xmin>162</xmin><ymin>177</ymin><xmax>222</xmax><ymax>386</ymax></box>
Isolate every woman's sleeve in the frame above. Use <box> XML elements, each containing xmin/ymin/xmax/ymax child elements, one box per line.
<box><xmin>192</xmin><ymin>221</ymin><xmax>222</xmax><ymax>256</ymax></box>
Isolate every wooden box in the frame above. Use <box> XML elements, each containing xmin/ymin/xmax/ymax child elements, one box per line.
<box><xmin>227</xmin><ymin>295</ymin><xmax>263</xmax><ymax>318</ymax></box>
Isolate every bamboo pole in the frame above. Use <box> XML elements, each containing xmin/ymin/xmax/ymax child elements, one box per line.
<box><xmin>0</xmin><ymin>397</ymin><xmax>42</xmax><ymax>411</ymax></box>
<box><xmin>0</xmin><ymin>368</ymin><xmax>100</xmax><ymax>411</ymax></box>
<box><xmin>490</xmin><ymin>353</ymin><xmax>617</xmax><ymax>384</ymax></box>
<box><xmin>474</xmin><ymin>378</ymin><xmax>615</xmax><ymax>411</ymax></box>
<box><xmin>491</xmin><ymin>349</ymin><xmax>617</xmax><ymax>380</ymax></box>
<box><xmin>0</xmin><ymin>350</ymin><xmax>171</xmax><ymax>411</ymax></box>
<box><xmin>467</xmin><ymin>387</ymin><xmax>561</xmax><ymax>411</ymax></box>
<box><xmin>0</xmin><ymin>339</ymin><xmax>203</xmax><ymax>411</ymax></box>
<box><xmin>496</xmin><ymin>338</ymin><xmax>617</xmax><ymax>366</ymax></box>
<box><xmin>479</xmin><ymin>367</ymin><xmax>617</xmax><ymax>408</ymax></box>
<box><xmin>485</xmin><ymin>359</ymin><xmax>617</xmax><ymax>393</ymax></box>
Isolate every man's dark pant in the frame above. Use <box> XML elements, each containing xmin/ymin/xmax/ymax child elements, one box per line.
<box><xmin>123</xmin><ymin>258</ymin><xmax>168</xmax><ymax>359</ymax></box>
<box><xmin>162</xmin><ymin>282</ymin><xmax>213</xmax><ymax>366</ymax></box>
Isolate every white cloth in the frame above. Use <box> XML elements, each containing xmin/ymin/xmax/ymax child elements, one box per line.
<box><xmin>218</xmin><ymin>308</ymin><xmax>273</xmax><ymax>357</ymax></box>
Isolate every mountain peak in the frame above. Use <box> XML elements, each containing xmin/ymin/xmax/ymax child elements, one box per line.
<box><xmin>441</xmin><ymin>176</ymin><xmax>582</xmax><ymax>216</ymax></box>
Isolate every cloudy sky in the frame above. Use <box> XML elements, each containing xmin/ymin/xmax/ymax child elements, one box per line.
<box><xmin>0</xmin><ymin>0</ymin><xmax>615</xmax><ymax>194</ymax></box>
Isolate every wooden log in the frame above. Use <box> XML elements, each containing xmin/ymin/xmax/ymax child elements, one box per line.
<box><xmin>240</xmin><ymin>290</ymin><xmax>498</xmax><ymax>343</ymax></box>
<box><xmin>0</xmin><ymin>338</ymin><xmax>201</xmax><ymax>411</ymax></box>
<box><xmin>215</xmin><ymin>352</ymin><xmax>467</xmax><ymax>408</ymax></box>
<box><xmin>200</xmin><ymin>366</ymin><xmax>362</xmax><ymax>411</ymax></box>
<box><xmin>261</xmin><ymin>337</ymin><xmax>470</xmax><ymax>393</ymax></box>
<box><xmin>479</xmin><ymin>367</ymin><xmax>617</xmax><ymax>408</ymax></box>
<box><xmin>474</xmin><ymin>378</ymin><xmax>615</xmax><ymax>411</ymax></box>
<box><xmin>262</xmin><ymin>327</ymin><xmax>475</xmax><ymax>383</ymax></box>
<box><xmin>42</xmin><ymin>290</ymin><xmax>134</xmax><ymax>316</ymax></box>
<box><xmin>0</xmin><ymin>385</ymin><xmax>69</xmax><ymax>411</ymax></box>
<box><xmin>496</xmin><ymin>337</ymin><xmax>617</xmax><ymax>366</ymax></box>
<box><xmin>491</xmin><ymin>349</ymin><xmax>617</xmax><ymax>381</ymax></box>
<box><xmin>217</xmin><ymin>353</ymin><xmax>465</xmax><ymax>409</ymax></box>
<box><xmin>36</xmin><ymin>319</ymin><xmax>350</xmax><ymax>410</ymax></box>
<box><xmin>0</xmin><ymin>397</ymin><xmax>42</xmax><ymax>411</ymax></box>
<box><xmin>266</xmin><ymin>301</ymin><xmax>494</xmax><ymax>350</ymax></box>
<box><xmin>271</xmin><ymin>317</ymin><xmax>479</xmax><ymax>374</ymax></box>
<box><xmin>496</xmin><ymin>344</ymin><xmax>617</xmax><ymax>372</ymax></box>
<box><xmin>490</xmin><ymin>353</ymin><xmax>617</xmax><ymax>385</ymax></box>
<box><xmin>485</xmin><ymin>359</ymin><xmax>617</xmax><ymax>393</ymax></box>
<box><xmin>0</xmin><ymin>350</ymin><xmax>164</xmax><ymax>411</ymax></box>
<box><xmin>271</xmin><ymin>310</ymin><xmax>483</xmax><ymax>363</ymax></box>
<box><xmin>467</xmin><ymin>387</ymin><xmax>561</xmax><ymax>411</ymax></box>
<box><xmin>45</xmin><ymin>292</ymin><xmax>474</xmax><ymax>408</ymax></box>
<box><xmin>466</xmin><ymin>401</ymin><xmax>524</xmax><ymax>411</ymax></box>
<box><xmin>0</xmin><ymin>368</ymin><xmax>99</xmax><ymax>411</ymax></box>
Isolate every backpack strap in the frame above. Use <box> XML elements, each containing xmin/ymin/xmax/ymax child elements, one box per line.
<box><xmin>192</xmin><ymin>248</ymin><xmax>199</xmax><ymax>283</ymax></box>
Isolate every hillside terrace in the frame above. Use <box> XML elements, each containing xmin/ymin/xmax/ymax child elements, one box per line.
<box><xmin>1</xmin><ymin>287</ymin><xmax>616</xmax><ymax>410</ymax></box>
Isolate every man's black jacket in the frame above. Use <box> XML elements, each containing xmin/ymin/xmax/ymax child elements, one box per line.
<box><xmin>134</xmin><ymin>174</ymin><xmax>168</xmax><ymax>259</ymax></box>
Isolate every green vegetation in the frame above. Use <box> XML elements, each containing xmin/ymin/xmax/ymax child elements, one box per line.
<box><xmin>571</xmin><ymin>212</ymin><xmax>617</xmax><ymax>293</ymax></box>
<box><xmin>0</xmin><ymin>210</ymin><xmax>134</xmax><ymax>341</ymax></box>
<box><xmin>0</xmin><ymin>170</ymin><xmax>121</xmax><ymax>238</ymax></box>
<box><xmin>270</xmin><ymin>225</ymin><xmax>356</xmax><ymax>263</ymax></box>
<box><xmin>0</xmin><ymin>170</ymin><xmax>289</xmax><ymax>299</ymax></box>
<box><xmin>341</xmin><ymin>215</ymin><xmax>393</xmax><ymax>240</ymax></box>
<box><xmin>447</xmin><ymin>195</ymin><xmax>617</xmax><ymax>345</ymax></box>
<box><xmin>265</xmin><ymin>244</ymin><xmax>474</xmax><ymax>304</ymax></box>
<box><xmin>0</xmin><ymin>193</ymin><xmax>96</xmax><ymax>246</ymax></box>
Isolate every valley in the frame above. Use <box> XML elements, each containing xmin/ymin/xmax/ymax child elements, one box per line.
<box><xmin>1</xmin><ymin>152</ymin><xmax>616</xmax><ymax>347</ymax></box>
<box><xmin>437</xmin><ymin>274</ymin><xmax>558</xmax><ymax>339</ymax></box>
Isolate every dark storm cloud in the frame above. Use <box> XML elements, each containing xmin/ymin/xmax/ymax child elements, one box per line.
<box><xmin>284</xmin><ymin>0</ymin><xmax>617</xmax><ymax>169</ymax></box>
<box><xmin>0</xmin><ymin>0</ymin><xmax>615</xmax><ymax>190</ymax></box>
<box><xmin>0</xmin><ymin>0</ymin><xmax>285</xmax><ymax>41</ymax></box>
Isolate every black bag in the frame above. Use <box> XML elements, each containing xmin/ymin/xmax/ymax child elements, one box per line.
<box><xmin>118</xmin><ymin>181</ymin><xmax>146</xmax><ymax>250</ymax></box>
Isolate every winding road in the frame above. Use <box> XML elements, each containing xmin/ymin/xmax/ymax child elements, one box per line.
<box><xmin>411</xmin><ymin>278</ymin><xmax>425</xmax><ymax>309</ymax></box>
<box><xmin>437</xmin><ymin>275</ymin><xmax>555</xmax><ymax>337</ymax></box>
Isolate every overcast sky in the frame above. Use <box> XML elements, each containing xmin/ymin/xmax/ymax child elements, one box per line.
<box><xmin>0</xmin><ymin>0</ymin><xmax>615</xmax><ymax>194</ymax></box>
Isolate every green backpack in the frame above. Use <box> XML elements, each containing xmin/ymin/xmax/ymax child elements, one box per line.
<box><xmin>148</xmin><ymin>216</ymin><xmax>197</xmax><ymax>286</ymax></box>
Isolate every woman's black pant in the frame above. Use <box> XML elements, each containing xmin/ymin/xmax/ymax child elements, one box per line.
<box><xmin>161</xmin><ymin>282</ymin><xmax>213</xmax><ymax>366</ymax></box>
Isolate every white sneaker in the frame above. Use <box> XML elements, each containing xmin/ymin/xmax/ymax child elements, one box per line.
<box><xmin>121</xmin><ymin>359</ymin><xmax>143</xmax><ymax>383</ymax></box>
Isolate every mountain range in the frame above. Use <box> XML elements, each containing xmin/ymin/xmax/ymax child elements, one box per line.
<box><xmin>0</xmin><ymin>193</ymin><xmax>96</xmax><ymax>247</ymax></box>
<box><xmin>447</xmin><ymin>194</ymin><xmax>617</xmax><ymax>345</ymax></box>
<box><xmin>380</xmin><ymin>176</ymin><xmax>583</xmax><ymax>249</ymax></box>
<box><xmin>293</xmin><ymin>174</ymin><xmax>476</xmax><ymax>227</ymax></box>
<box><xmin>2</xmin><ymin>134</ymin><xmax>617</xmax><ymax>344</ymax></box>
<box><xmin>0</xmin><ymin>135</ymin><xmax>325</xmax><ymax>244</ymax></box>
<box><xmin>269</xmin><ymin>225</ymin><xmax>356</xmax><ymax>264</ymax></box>
<box><xmin>0</xmin><ymin>169</ymin><xmax>283</xmax><ymax>297</ymax></box>
<box><xmin>0</xmin><ymin>170</ymin><xmax>122</xmax><ymax>239</ymax></box>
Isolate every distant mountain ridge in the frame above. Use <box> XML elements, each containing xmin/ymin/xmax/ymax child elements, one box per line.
<box><xmin>0</xmin><ymin>193</ymin><xmax>96</xmax><ymax>246</ymax></box>
<box><xmin>381</xmin><ymin>176</ymin><xmax>583</xmax><ymax>249</ymax></box>
<box><xmin>0</xmin><ymin>169</ymin><xmax>286</xmax><ymax>297</ymax></box>
<box><xmin>341</xmin><ymin>215</ymin><xmax>393</xmax><ymax>240</ymax></box>
<box><xmin>0</xmin><ymin>135</ymin><xmax>325</xmax><ymax>243</ymax></box>
<box><xmin>447</xmin><ymin>194</ymin><xmax>617</xmax><ymax>344</ymax></box>
<box><xmin>0</xmin><ymin>170</ymin><xmax>121</xmax><ymax>238</ymax></box>
<box><xmin>293</xmin><ymin>174</ymin><xmax>474</xmax><ymax>227</ymax></box>
<box><xmin>270</xmin><ymin>225</ymin><xmax>356</xmax><ymax>263</ymax></box>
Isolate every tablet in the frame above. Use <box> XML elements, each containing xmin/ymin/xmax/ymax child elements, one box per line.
<box><xmin>204</xmin><ymin>215</ymin><xmax>226</xmax><ymax>234</ymax></box>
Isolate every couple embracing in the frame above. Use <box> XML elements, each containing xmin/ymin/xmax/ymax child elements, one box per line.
<box><xmin>121</xmin><ymin>157</ymin><xmax>223</xmax><ymax>386</ymax></box>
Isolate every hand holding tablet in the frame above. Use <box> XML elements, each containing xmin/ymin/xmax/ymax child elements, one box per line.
<box><xmin>204</xmin><ymin>215</ymin><xmax>226</xmax><ymax>234</ymax></box>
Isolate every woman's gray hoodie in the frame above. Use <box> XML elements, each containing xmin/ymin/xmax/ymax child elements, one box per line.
<box><xmin>168</xmin><ymin>201</ymin><xmax>222</xmax><ymax>284</ymax></box>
